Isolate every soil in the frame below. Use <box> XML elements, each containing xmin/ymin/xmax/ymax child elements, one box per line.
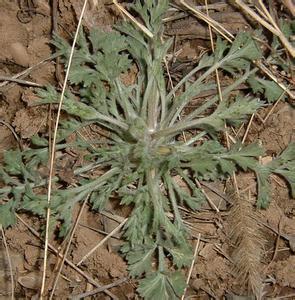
<box><xmin>0</xmin><ymin>1</ymin><xmax>294</xmax><ymax>299</ymax></box>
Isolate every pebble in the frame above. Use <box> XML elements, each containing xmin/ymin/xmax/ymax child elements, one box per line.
<box><xmin>18</xmin><ymin>271</ymin><xmax>42</xmax><ymax>290</ymax></box>
<box><xmin>9</xmin><ymin>42</ymin><xmax>30</xmax><ymax>67</ymax></box>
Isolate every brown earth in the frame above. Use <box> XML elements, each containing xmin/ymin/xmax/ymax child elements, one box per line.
<box><xmin>0</xmin><ymin>0</ymin><xmax>294</xmax><ymax>299</ymax></box>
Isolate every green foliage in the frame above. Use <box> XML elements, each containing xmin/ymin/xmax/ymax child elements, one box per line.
<box><xmin>216</xmin><ymin>33</ymin><xmax>262</xmax><ymax>74</ymax></box>
<box><xmin>271</xmin><ymin>19</ymin><xmax>295</xmax><ymax>70</ymax></box>
<box><xmin>137</xmin><ymin>271</ymin><xmax>186</xmax><ymax>300</ymax></box>
<box><xmin>125</xmin><ymin>243</ymin><xmax>157</xmax><ymax>277</ymax></box>
<box><xmin>0</xmin><ymin>1</ymin><xmax>294</xmax><ymax>299</ymax></box>
<box><xmin>255</xmin><ymin>143</ymin><xmax>295</xmax><ymax>208</ymax></box>
<box><xmin>0</xmin><ymin>201</ymin><xmax>16</xmax><ymax>228</ymax></box>
<box><xmin>247</xmin><ymin>75</ymin><xmax>285</xmax><ymax>102</ymax></box>
<box><xmin>247</xmin><ymin>19</ymin><xmax>294</xmax><ymax>102</ymax></box>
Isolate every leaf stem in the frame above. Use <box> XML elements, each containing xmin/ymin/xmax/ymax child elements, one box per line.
<box><xmin>158</xmin><ymin>246</ymin><xmax>165</xmax><ymax>273</ymax></box>
<box><xmin>184</xmin><ymin>67</ymin><xmax>258</xmax><ymax>122</ymax></box>
<box><xmin>153</xmin><ymin>116</ymin><xmax>211</xmax><ymax>139</ymax></box>
<box><xmin>0</xmin><ymin>161</ymin><xmax>111</xmax><ymax>196</ymax></box>
<box><xmin>154</xmin><ymin>67</ymin><xmax>258</xmax><ymax>139</ymax></box>
<box><xmin>165</xmin><ymin>175</ymin><xmax>183</xmax><ymax>227</ymax></box>
<box><xmin>65</xmin><ymin>167</ymin><xmax>120</xmax><ymax>194</ymax></box>
<box><xmin>147</xmin><ymin>78</ymin><xmax>160</xmax><ymax>131</ymax></box>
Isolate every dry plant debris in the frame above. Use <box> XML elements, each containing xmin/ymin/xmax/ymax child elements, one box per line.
<box><xmin>228</xmin><ymin>190</ymin><xmax>264</xmax><ymax>297</ymax></box>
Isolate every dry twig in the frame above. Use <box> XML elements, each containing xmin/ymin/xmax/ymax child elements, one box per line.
<box><xmin>242</xmin><ymin>113</ymin><xmax>255</xmax><ymax>144</ymax></box>
<box><xmin>40</xmin><ymin>0</ymin><xmax>89</xmax><ymax>297</ymax></box>
<box><xmin>235</xmin><ymin>0</ymin><xmax>295</xmax><ymax>57</ymax></box>
<box><xmin>179</xmin><ymin>0</ymin><xmax>234</xmax><ymax>42</ymax></box>
<box><xmin>282</xmin><ymin>0</ymin><xmax>295</xmax><ymax>17</ymax></box>
<box><xmin>181</xmin><ymin>233</ymin><xmax>201</xmax><ymax>300</ymax></box>
<box><xmin>49</xmin><ymin>196</ymin><xmax>89</xmax><ymax>299</ymax></box>
<box><xmin>0</xmin><ymin>119</ymin><xmax>22</xmax><ymax>149</ymax></box>
<box><xmin>0</xmin><ymin>76</ymin><xmax>42</xmax><ymax>87</ymax></box>
<box><xmin>70</xmin><ymin>277</ymin><xmax>128</xmax><ymax>300</ymax></box>
<box><xmin>179</xmin><ymin>0</ymin><xmax>294</xmax><ymax>99</ymax></box>
<box><xmin>0</xmin><ymin>225</ymin><xmax>15</xmax><ymax>300</ymax></box>
<box><xmin>195</xmin><ymin>179</ymin><xmax>220</xmax><ymax>212</ymax></box>
<box><xmin>76</xmin><ymin>218</ymin><xmax>128</xmax><ymax>266</ymax></box>
<box><xmin>16</xmin><ymin>214</ymin><xmax>119</xmax><ymax>300</ymax></box>
<box><xmin>262</xmin><ymin>88</ymin><xmax>289</xmax><ymax>124</ymax></box>
<box><xmin>113</xmin><ymin>0</ymin><xmax>153</xmax><ymax>38</ymax></box>
<box><xmin>0</xmin><ymin>56</ymin><xmax>54</xmax><ymax>89</ymax></box>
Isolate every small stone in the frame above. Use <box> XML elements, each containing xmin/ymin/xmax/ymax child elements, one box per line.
<box><xmin>18</xmin><ymin>271</ymin><xmax>42</xmax><ymax>290</ymax></box>
<box><xmin>9</xmin><ymin>42</ymin><xmax>30</xmax><ymax>67</ymax></box>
